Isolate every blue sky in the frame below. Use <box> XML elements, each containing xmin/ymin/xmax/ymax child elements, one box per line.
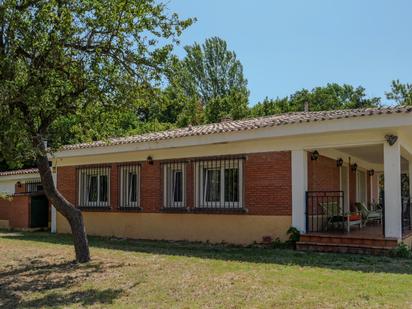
<box><xmin>168</xmin><ymin>0</ymin><xmax>411</xmax><ymax>105</ymax></box>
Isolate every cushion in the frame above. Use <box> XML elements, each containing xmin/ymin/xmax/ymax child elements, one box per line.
<box><xmin>348</xmin><ymin>214</ymin><xmax>362</xmax><ymax>221</ymax></box>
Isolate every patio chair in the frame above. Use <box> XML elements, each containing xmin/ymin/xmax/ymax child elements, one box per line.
<box><xmin>355</xmin><ymin>202</ymin><xmax>382</xmax><ymax>226</ymax></box>
<box><xmin>319</xmin><ymin>202</ymin><xmax>362</xmax><ymax>232</ymax></box>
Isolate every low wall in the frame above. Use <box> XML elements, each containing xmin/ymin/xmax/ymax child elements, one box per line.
<box><xmin>57</xmin><ymin>213</ymin><xmax>291</xmax><ymax>245</ymax></box>
<box><xmin>0</xmin><ymin>195</ymin><xmax>30</xmax><ymax>229</ymax></box>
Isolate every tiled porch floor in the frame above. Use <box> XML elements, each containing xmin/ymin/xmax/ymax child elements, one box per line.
<box><xmin>308</xmin><ymin>222</ymin><xmax>385</xmax><ymax>239</ymax></box>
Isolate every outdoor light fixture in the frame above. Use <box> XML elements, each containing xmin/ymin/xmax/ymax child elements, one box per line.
<box><xmin>351</xmin><ymin>163</ymin><xmax>358</xmax><ymax>172</ymax></box>
<box><xmin>311</xmin><ymin>150</ymin><xmax>319</xmax><ymax>161</ymax></box>
<box><xmin>336</xmin><ymin>158</ymin><xmax>344</xmax><ymax>167</ymax></box>
<box><xmin>147</xmin><ymin>156</ymin><xmax>154</xmax><ymax>165</ymax></box>
<box><xmin>368</xmin><ymin>169</ymin><xmax>375</xmax><ymax>177</ymax></box>
<box><xmin>385</xmin><ymin>134</ymin><xmax>398</xmax><ymax>146</ymax></box>
<box><xmin>16</xmin><ymin>181</ymin><xmax>22</xmax><ymax>188</ymax></box>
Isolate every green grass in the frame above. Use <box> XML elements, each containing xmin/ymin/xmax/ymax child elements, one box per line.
<box><xmin>1</xmin><ymin>231</ymin><xmax>412</xmax><ymax>308</ymax></box>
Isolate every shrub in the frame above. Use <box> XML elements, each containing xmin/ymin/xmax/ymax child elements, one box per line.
<box><xmin>389</xmin><ymin>242</ymin><xmax>411</xmax><ymax>258</ymax></box>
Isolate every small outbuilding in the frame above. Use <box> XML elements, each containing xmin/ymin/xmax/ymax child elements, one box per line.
<box><xmin>0</xmin><ymin>168</ymin><xmax>50</xmax><ymax>230</ymax></box>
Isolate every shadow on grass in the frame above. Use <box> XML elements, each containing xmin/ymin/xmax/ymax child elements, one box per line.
<box><xmin>0</xmin><ymin>254</ymin><xmax>124</xmax><ymax>308</ymax></box>
<box><xmin>2</xmin><ymin>231</ymin><xmax>412</xmax><ymax>276</ymax></box>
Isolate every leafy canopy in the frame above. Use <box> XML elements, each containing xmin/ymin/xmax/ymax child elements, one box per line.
<box><xmin>0</xmin><ymin>0</ymin><xmax>193</xmax><ymax>166</ymax></box>
<box><xmin>386</xmin><ymin>80</ymin><xmax>412</xmax><ymax>106</ymax></box>
<box><xmin>250</xmin><ymin>83</ymin><xmax>382</xmax><ymax>117</ymax></box>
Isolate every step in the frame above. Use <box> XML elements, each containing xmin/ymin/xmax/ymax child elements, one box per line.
<box><xmin>296</xmin><ymin>242</ymin><xmax>394</xmax><ymax>255</ymax></box>
<box><xmin>300</xmin><ymin>234</ymin><xmax>398</xmax><ymax>248</ymax></box>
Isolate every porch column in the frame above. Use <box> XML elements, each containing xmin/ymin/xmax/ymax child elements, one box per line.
<box><xmin>409</xmin><ymin>160</ymin><xmax>412</xmax><ymax>199</ymax></box>
<box><xmin>292</xmin><ymin>150</ymin><xmax>308</xmax><ymax>233</ymax></box>
<box><xmin>384</xmin><ymin>141</ymin><xmax>402</xmax><ymax>239</ymax></box>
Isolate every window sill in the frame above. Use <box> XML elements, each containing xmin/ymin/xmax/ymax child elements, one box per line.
<box><xmin>118</xmin><ymin>206</ymin><xmax>143</xmax><ymax>212</ymax></box>
<box><xmin>191</xmin><ymin>207</ymin><xmax>248</xmax><ymax>214</ymax></box>
<box><xmin>160</xmin><ymin>207</ymin><xmax>189</xmax><ymax>213</ymax></box>
<box><xmin>77</xmin><ymin>206</ymin><xmax>112</xmax><ymax>212</ymax></box>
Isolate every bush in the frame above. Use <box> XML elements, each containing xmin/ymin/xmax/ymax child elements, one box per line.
<box><xmin>286</xmin><ymin>227</ymin><xmax>301</xmax><ymax>247</ymax></box>
<box><xmin>389</xmin><ymin>242</ymin><xmax>411</xmax><ymax>258</ymax></box>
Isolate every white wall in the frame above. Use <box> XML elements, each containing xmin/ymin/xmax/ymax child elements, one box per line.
<box><xmin>0</xmin><ymin>180</ymin><xmax>16</xmax><ymax>195</ymax></box>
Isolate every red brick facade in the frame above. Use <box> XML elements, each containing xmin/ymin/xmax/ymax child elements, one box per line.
<box><xmin>307</xmin><ymin>154</ymin><xmax>340</xmax><ymax>192</ymax></box>
<box><xmin>57</xmin><ymin>151</ymin><xmax>292</xmax><ymax>216</ymax></box>
<box><xmin>0</xmin><ymin>195</ymin><xmax>31</xmax><ymax>228</ymax></box>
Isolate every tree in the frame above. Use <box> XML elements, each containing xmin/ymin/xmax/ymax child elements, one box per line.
<box><xmin>386</xmin><ymin>80</ymin><xmax>412</xmax><ymax>106</ymax></box>
<box><xmin>170</xmin><ymin>37</ymin><xmax>250</xmax><ymax>122</ymax></box>
<box><xmin>250</xmin><ymin>83</ymin><xmax>381</xmax><ymax>116</ymax></box>
<box><xmin>0</xmin><ymin>0</ymin><xmax>192</xmax><ymax>262</ymax></box>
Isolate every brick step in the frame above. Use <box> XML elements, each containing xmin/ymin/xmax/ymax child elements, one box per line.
<box><xmin>300</xmin><ymin>234</ymin><xmax>398</xmax><ymax>248</ymax></box>
<box><xmin>296</xmin><ymin>242</ymin><xmax>394</xmax><ymax>255</ymax></box>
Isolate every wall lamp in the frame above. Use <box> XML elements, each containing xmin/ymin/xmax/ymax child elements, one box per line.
<box><xmin>351</xmin><ymin>163</ymin><xmax>358</xmax><ymax>172</ymax></box>
<box><xmin>311</xmin><ymin>150</ymin><xmax>319</xmax><ymax>161</ymax></box>
<box><xmin>336</xmin><ymin>158</ymin><xmax>344</xmax><ymax>167</ymax></box>
<box><xmin>368</xmin><ymin>169</ymin><xmax>375</xmax><ymax>177</ymax></box>
<box><xmin>385</xmin><ymin>134</ymin><xmax>398</xmax><ymax>146</ymax></box>
<box><xmin>147</xmin><ymin>156</ymin><xmax>154</xmax><ymax>165</ymax></box>
<box><xmin>16</xmin><ymin>181</ymin><xmax>22</xmax><ymax>188</ymax></box>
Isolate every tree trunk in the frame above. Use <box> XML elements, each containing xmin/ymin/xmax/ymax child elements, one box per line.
<box><xmin>36</xmin><ymin>153</ymin><xmax>90</xmax><ymax>263</ymax></box>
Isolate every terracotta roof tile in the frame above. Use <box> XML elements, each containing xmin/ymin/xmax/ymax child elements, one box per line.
<box><xmin>60</xmin><ymin>106</ymin><xmax>412</xmax><ymax>151</ymax></box>
<box><xmin>0</xmin><ymin>168</ymin><xmax>39</xmax><ymax>177</ymax></box>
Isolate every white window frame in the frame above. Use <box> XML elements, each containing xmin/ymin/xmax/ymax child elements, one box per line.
<box><xmin>119</xmin><ymin>165</ymin><xmax>140</xmax><ymax>208</ymax></box>
<box><xmin>78</xmin><ymin>168</ymin><xmax>110</xmax><ymax>207</ymax></box>
<box><xmin>195</xmin><ymin>160</ymin><xmax>243</xmax><ymax>208</ymax></box>
<box><xmin>163</xmin><ymin>164</ymin><xmax>186</xmax><ymax>208</ymax></box>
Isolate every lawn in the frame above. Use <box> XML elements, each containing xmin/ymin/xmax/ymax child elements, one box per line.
<box><xmin>1</xmin><ymin>232</ymin><xmax>412</xmax><ymax>308</ymax></box>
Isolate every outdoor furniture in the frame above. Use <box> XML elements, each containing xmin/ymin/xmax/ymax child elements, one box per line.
<box><xmin>319</xmin><ymin>202</ymin><xmax>362</xmax><ymax>232</ymax></box>
<box><xmin>355</xmin><ymin>202</ymin><xmax>382</xmax><ymax>226</ymax></box>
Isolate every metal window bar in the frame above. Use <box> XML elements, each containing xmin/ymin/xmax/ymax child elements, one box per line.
<box><xmin>118</xmin><ymin>163</ymin><xmax>141</xmax><ymax>209</ymax></box>
<box><xmin>194</xmin><ymin>157</ymin><xmax>245</xmax><ymax>210</ymax></box>
<box><xmin>161</xmin><ymin>161</ymin><xmax>187</xmax><ymax>209</ymax></box>
<box><xmin>305</xmin><ymin>191</ymin><xmax>344</xmax><ymax>233</ymax></box>
<box><xmin>77</xmin><ymin>165</ymin><xmax>111</xmax><ymax>208</ymax></box>
<box><xmin>402</xmin><ymin>197</ymin><xmax>412</xmax><ymax>234</ymax></box>
<box><xmin>23</xmin><ymin>179</ymin><xmax>43</xmax><ymax>193</ymax></box>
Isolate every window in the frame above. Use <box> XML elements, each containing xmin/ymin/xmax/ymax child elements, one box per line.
<box><xmin>119</xmin><ymin>165</ymin><xmax>140</xmax><ymax>208</ymax></box>
<box><xmin>195</xmin><ymin>159</ymin><xmax>243</xmax><ymax>209</ymax></box>
<box><xmin>163</xmin><ymin>162</ymin><xmax>186</xmax><ymax>208</ymax></box>
<box><xmin>26</xmin><ymin>179</ymin><xmax>43</xmax><ymax>193</ymax></box>
<box><xmin>78</xmin><ymin>166</ymin><xmax>110</xmax><ymax>207</ymax></box>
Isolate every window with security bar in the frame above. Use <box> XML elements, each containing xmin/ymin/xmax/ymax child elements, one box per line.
<box><xmin>195</xmin><ymin>158</ymin><xmax>244</xmax><ymax>209</ymax></box>
<box><xmin>119</xmin><ymin>164</ymin><xmax>140</xmax><ymax>208</ymax></box>
<box><xmin>25</xmin><ymin>179</ymin><xmax>43</xmax><ymax>193</ymax></box>
<box><xmin>163</xmin><ymin>162</ymin><xmax>186</xmax><ymax>208</ymax></box>
<box><xmin>77</xmin><ymin>166</ymin><xmax>110</xmax><ymax>208</ymax></box>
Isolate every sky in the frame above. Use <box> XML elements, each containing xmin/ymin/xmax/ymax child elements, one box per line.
<box><xmin>167</xmin><ymin>0</ymin><xmax>412</xmax><ymax>105</ymax></box>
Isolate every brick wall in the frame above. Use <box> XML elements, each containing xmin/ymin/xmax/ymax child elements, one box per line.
<box><xmin>0</xmin><ymin>195</ymin><xmax>31</xmax><ymax>228</ymax></box>
<box><xmin>307</xmin><ymin>154</ymin><xmax>340</xmax><ymax>192</ymax></box>
<box><xmin>57</xmin><ymin>151</ymin><xmax>292</xmax><ymax>216</ymax></box>
<box><xmin>0</xmin><ymin>199</ymin><xmax>10</xmax><ymax>221</ymax></box>
<box><xmin>245</xmin><ymin>152</ymin><xmax>291</xmax><ymax>215</ymax></box>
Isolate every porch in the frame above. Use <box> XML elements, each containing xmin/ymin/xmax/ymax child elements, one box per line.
<box><xmin>292</xmin><ymin>134</ymin><xmax>412</xmax><ymax>254</ymax></box>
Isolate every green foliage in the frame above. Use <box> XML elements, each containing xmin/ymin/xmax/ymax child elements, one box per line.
<box><xmin>169</xmin><ymin>37</ymin><xmax>250</xmax><ymax>123</ymax></box>
<box><xmin>251</xmin><ymin>83</ymin><xmax>381</xmax><ymax>117</ymax></box>
<box><xmin>286</xmin><ymin>227</ymin><xmax>301</xmax><ymax>245</ymax></box>
<box><xmin>0</xmin><ymin>192</ymin><xmax>12</xmax><ymax>201</ymax></box>
<box><xmin>0</xmin><ymin>0</ymin><xmax>193</xmax><ymax>167</ymax></box>
<box><xmin>389</xmin><ymin>242</ymin><xmax>411</xmax><ymax>258</ymax></box>
<box><xmin>386</xmin><ymin>80</ymin><xmax>412</xmax><ymax>106</ymax></box>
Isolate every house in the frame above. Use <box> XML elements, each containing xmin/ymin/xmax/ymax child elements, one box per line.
<box><xmin>0</xmin><ymin>168</ymin><xmax>50</xmax><ymax>230</ymax></box>
<box><xmin>51</xmin><ymin>106</ymin><xmax>412</xmax><ymax>253</ymax></box>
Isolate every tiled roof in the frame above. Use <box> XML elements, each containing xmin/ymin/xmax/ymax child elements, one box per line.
<box><xmin>0</xmin><ymin>168</ymin><xmax>39</xmax><ymax>177</ymax></box>
<box><xmin>61</xmin><ymin>106</ymin><xmax>412</xmax><ymax>151</ymax></box>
